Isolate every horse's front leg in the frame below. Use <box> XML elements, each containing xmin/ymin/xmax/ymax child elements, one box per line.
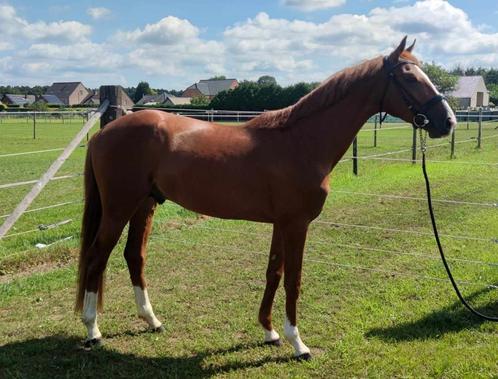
<box><xmin>259</xmin><ymin>223</ymin><xmax>284</xmax><ymax>346</ymax></box>
<box><xmin>282</xmin><ymin>220</ymin><xmax>311</xmax><ymax>360</ymax></box>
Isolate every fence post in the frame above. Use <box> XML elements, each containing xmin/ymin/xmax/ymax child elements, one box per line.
<box><xmin>477</xmin><ymin>108</ymin><xmax>482</xmax><ymax>148</ymax></box>
<box><xmin>33</xmin><ymin>112</ymin><xmax>36</xmax><ymax>139</ymax></box>
<box><xmin>450</xmin><ymin>129</ymin><xmax>456</xmax><ymax>159</ymax></box>
<box><xmin>99</xmin><ymin>85</ymin><xmax>134</xmax><ymax>129</ymax></box>
<box><xmin>466</xmin><ymin>109</ymin><xmax>469</xmax><ymax>130</ymax></box>
<box><xmin>352</xmin><ymin>137</ymin><xmax>358</xmax><ymax>176</ymax></box>
<box><xmin>411</xmin><ymin>127</ymin><xmax>417</xmax><ymax>164</ymax></box>
<box><xmin>373</xmin><ymin>115</ymin><xmax>378</xmax><ymax>147</ymax></box>
<box><xmin>86</xmin><ymin>112</ymin><xmax>90</xmax><ymax>141</ymax></box>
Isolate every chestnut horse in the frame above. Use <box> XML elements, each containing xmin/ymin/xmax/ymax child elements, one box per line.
<box><xmin>76</xmin><ymin>37</ymin><xmax>456</xmax><ymax>359</ymax></box>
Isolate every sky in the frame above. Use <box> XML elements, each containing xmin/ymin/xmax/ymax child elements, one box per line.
<box><xmin>1</xmin><ymin>0</ymin><xmax>498</xmax><ymax>90</ymax></box>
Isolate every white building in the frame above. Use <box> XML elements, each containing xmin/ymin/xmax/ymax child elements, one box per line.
<box><xmin>449</xmin><ymin>76</ymin><xmax>489</xmax><ymax>109</ymax></box>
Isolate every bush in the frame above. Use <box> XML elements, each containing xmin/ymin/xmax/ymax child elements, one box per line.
<box><xmin>0</xmin><ymin>102</ymin><xmax>6</xmax><ymax>112</ymax></box>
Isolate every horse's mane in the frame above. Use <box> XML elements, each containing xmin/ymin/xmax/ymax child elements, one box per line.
<box><xmin>245</xmin><ymin>56</ymin><xmax>385</xmax><ymax>129</ymax></box>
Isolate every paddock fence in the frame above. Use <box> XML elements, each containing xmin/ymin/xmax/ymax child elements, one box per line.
<box><xmin>1</xmin><ymin>95</ymin><xmax>497</xmax><ymax>296</ymax></box>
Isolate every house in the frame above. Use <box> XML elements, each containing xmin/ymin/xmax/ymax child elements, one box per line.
<box><xmin>45</xmin><ymin>82</ymin><xmax>91</xmax><ymax>106</ymax></box>
<box><xmin>448</xmin><ymin>76</ymin><xmax>489</xmax><ymax>109</ymax></box>
<box><xmin>135</xmin><ymin>92</ymin><xmax>191</xmax><ymax>106</ymax></box>
<box><xmin>1</xmin><ymin>94</ymin><xmax>36</xmax><ymax>106</ymax></box>
<box><xmin>135</xmin><ymin>93</ymin><xmax>170</xmax><ymax>106</ymax></box>
<box><xmin>163</xmin><ymin>95</ymin><xmax>191</xmax><ymax>106</ymax></box>
<box><xmin>82</xmin><ymin>90</ymin><xmax>100</xmax><ymax>106</ymax></box>
<box><xmin>38</xmin><ymin>94</ymin><xmax>64</xmax><ymax>106</ymax></box>
<box><xmin>182</xmin><ymin>79</ymin><xmax>238</xmax><ymax>99</ymax></box>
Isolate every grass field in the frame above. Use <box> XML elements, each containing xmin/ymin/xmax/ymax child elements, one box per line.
<box><xmin>1</xmin><ymin>115</ymin><xmax>498</xmax><ymax>378</ymax></box>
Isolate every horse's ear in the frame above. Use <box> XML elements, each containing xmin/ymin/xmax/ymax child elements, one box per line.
<box><xmin>388</xmin><ymin>36</ymin><xmax>407</xmax><ymax>63</ymax></box>
<box><xmin>406</xmin><ymin>39</ymin><xmax>416</xmax><ymax>53</ymax></box>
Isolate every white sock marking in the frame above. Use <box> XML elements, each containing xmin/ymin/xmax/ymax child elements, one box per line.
<box><xmin>133</xmin><ymin>286</ymin><xmax>162</xmax><ymax>329</ymax></box>
<box><xmin>284</xmin><ymin>316</ymin><xmax>310</xmax><ymax>356</ymax></box>
<box><xmin>81</xmin><ymin>291</ymin><xmax>102</xmax><ymax>340</ymax></box>
<box><xmin>264</xmin><ymin>328</ymin><xmax>280</xmax><ymax>342</ymax></box>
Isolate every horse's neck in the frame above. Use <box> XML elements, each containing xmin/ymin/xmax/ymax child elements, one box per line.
<box><xmin>291</xmin><ymin>75</ymin><xmax>380</xmax><ymax>173</ymax></box>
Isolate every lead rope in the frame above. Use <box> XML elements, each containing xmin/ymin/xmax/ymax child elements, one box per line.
<box><xmin>419</xmin><ymin>129</ymin><xmax>498</xmax><ymax>321</ymax></box>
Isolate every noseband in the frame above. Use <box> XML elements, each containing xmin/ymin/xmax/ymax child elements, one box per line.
<box><xmin>379</xmin><ymin>57</ymin><xmax>445</xmax><ymax>129</ymax></box>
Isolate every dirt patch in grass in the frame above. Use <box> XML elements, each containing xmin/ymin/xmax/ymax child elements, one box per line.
<box><xmin>0</xmin><ymin>246</ymin><xmax>78</xmax><ymax>282</ymax></box>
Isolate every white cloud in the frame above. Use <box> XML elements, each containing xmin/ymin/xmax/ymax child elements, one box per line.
<box><xmin>222</xmin><ymin>1</ymin><xmax>498</xmax><ymax>82</ymax></box>
<box><xmin>118</xmin><ymin>16</ymin><xmax>199</xmax><ymax>45</ymax></box>
<box><xmin>87</xmin><ymin>7</ymin><xmax>111</xmax><ymax>20</ymax></box>
<box><xmin>283</xmin><ymin>0</ymin><xmax>346</xmax><ymax>12</ymax></box>
<box><xmin>0</xmin><ymin>4</ymin><xmax>91</xmax><ymax>43</ymax></box>
<box><xmin>2</xmin><ymin>1</ymin><xmax>498</xmax><ymax>88</ymax></box>
<box><xmin>117</xmin><ymin>16</ymin><xmax>225</xmax><ymax>81</ymax></box>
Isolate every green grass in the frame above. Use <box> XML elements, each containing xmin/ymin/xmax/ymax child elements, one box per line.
<box><xmin>1</xmin><ymin>117</ymin><xmax>498</xmax><ymax>378</ymax></box>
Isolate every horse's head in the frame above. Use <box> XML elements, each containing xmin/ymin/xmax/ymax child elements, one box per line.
<box><xmin>380</xmin><ymin>36</ymin><xmax>457</xmax><ymax>138</ymax></box>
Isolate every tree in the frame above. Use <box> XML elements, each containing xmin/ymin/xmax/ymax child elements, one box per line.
<box><xmin>190</xmin><ymin>95</ymin><xmax>210</xmax><ymax>106</ymax></box>
<box><xmin>257</xmin><ymin>75</ymin><xmax>277</xmax><ymax>86</ymax></box>
<box><xmin>484</xmin><ymin>69</ymin><xmax>498</xmax><ymax>85</ymax></box>
<box><xmin>30</xmin><ymin>101</ymin><xmax>49</xmax><ymax>111</ymax></box>
<box><xmin>208</xmin><ymin>76</ymin><xmax>226</xmax><ymax>80</ymax></box>
<box><xmin>209</xmin><ymin>79</ymin><xmax>317</xmax><ymax>111</ymax></box>
<box><xmin>488</xmin><ymin>83</ymin><xmax>498</xmax><ymax>105</ymax></box>
<box><xmin>421</xmin><ymin>62</ymin><xmax>458</xmax><ymax>93</ymax></box>
<box><xmin>134</xmin><ymin>81</ymin><xmax>155</xmax><ymax>103</ymax></box>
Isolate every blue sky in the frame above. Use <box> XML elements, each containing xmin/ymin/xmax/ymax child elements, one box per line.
<box><xmin>2</xmin><ymin>0</ymin><xmax>498</xmax><ymax>90</ymax></box>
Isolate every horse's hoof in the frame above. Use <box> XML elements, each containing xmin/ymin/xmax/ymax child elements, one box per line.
<box><xmin>264</xmin><ymin>338</ymin><xmax>282</xmax><ymax>347</ymax></box>
<box><xmin>295</xmin><ymin>352</ymin><xmax>312</xmax><ymax>361</ymax></box>
<box><xmin>82</xmin><ymin>338</ymin><xmax>102</xmax><ymax>351</ymax></box>
<box><xmin>152</xmin><ymin>325</ymin><xmax>165</xmax><ymax>333</ymax></box>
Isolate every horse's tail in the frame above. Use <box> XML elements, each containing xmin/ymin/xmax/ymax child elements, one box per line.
<box><xmin>75</xmin><ymin>144</ymin><xmax>103</xmax><ymax>312</ymax></box>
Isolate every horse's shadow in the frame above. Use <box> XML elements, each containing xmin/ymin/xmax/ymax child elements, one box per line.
<box><xmin>0</xmin><ymin>335</ymin><xmax>292</xmax><ymax>378</ymax></box>
<box><xmin>365</xmin><ymin>286</ymin><xmax>498</xmax><ymax>342</ymax></box>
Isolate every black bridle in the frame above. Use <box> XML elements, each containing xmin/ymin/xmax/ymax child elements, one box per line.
<box><xmin>378</xmin><ymin>57</ymin><xmax>446</xmax><ymax>129</ymax></box>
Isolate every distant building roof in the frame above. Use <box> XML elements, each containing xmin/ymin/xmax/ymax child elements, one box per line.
<box><xmin>82</xmin><ymin>91</ymin><xmax>100</xmax><ymax>105</ymax></box>
<box><xmin>136</xmin><ymin>92</ymin><xmax>170</xmax><ymax>105</ymax></box>
<box><xmin>46</xmin><ymin>82</ymin><xmax>84</xmax><ymax>96</ymax></box>
<box><xmin>449</xmin><ymin>76</ymin><xmax>488</xmax><ymax>98</ymax></box>
<box><xmin>185</xmin><ymin>79</ymin><xmax>238</xmax><ymax>97</ymax></box>
<box><xmin>164</xmin><ymin>95</ymin><xmax>191</xmax><ymax>105</ymax></box>
<box><xmin>1</xmin><ymin>94</ymin><xmax>36</xmax><ymax>105</ymax></box>
<box><xmin>40</xmin><ymin>94</ymin><xmax>64</xmax><ymax>105</ymax></box>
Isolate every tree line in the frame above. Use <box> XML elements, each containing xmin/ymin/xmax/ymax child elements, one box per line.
<box><xmin>201</xmin><ymin>65</ymin><xmax>498</xmax><ymax>110</ymax></box>
<box><xmin>2</xmin><ymin>64</ymin><xmax>498</xmax><ymax>109</ymax></box>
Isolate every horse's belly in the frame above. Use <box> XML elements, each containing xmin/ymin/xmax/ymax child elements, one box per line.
<box><xmin>157</xmin><ymin>169</ymin><xmax>274</xmax><ymax>222</ymax></box>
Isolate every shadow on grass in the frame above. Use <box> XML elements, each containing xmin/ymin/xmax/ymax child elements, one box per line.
<box><xmin>365</xmin><ymin>286</ymin><xmax>498</xmax><ymax>342</ymax></box>
<box><xmin>0</xmin><ymin>335</ymin><xmax>292</xmax><ymax>378</ymax></box>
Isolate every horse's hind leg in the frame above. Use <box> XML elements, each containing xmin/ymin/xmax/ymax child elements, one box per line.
<box><xmin>124</xmin><ymin>197</ymin><xmax>163</xmax><ymax>331</ymax></box>
<box><xmin>82</xmin><ymin>213</ymin><xmax>128</xmax><ymax>346</ymax></box>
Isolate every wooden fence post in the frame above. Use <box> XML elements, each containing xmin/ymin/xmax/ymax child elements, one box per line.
<box><xmin>352</xmin><ymin>137</ymin><xmax>358</xmax><ymax>176</ymax></box>
<box><xmin>32</xmin><ymin>111</ymin><xmax>36</xmax><ymax>140</ymax></box>
<box><xmin>477</xmin><ymin>108</ymin><xmax>482</xmax><ymax>148</ymax></box>
<box><xmin>411</xmin><ymin>127</ymin><xmax>417</xmax><ymax>164</ymax></box>
<box><xmin>373</xmin><ymin>115</ymin><xmax>378</xmax><ymax>147</ymax></box>
<box><xmin>99</xmin><ymin>85</ymin><xmax>134</xmax><ymax>129</ymax></box>
<box><xmin>450</xmin><ymin>129</ymin><xmax>456</xmax><ymax>159</ymax></box>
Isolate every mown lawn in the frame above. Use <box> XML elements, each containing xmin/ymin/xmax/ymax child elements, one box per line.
<box><xmin>0</xmin><ymin>116</ymin><xmax>498</xmax><ymax>378</ymax></box>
